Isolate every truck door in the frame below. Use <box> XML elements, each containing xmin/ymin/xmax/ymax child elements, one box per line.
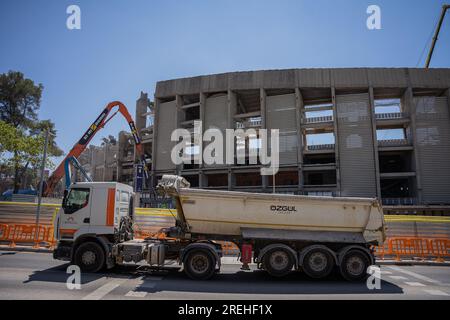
<box><xmin>60</xmin><ymin>187</ymin><xmax>92</xmax><ymax>234</ymax></box>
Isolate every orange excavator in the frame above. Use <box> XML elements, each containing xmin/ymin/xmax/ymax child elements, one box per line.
<box><xmin>43</xmin><ymin>101</ymin><xmax>148</xmax><ymax>197</ymax></box>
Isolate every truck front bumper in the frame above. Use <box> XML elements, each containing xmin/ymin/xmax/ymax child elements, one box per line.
<box><xmin>53</xmin><ymin>243</ymin><xmax>72</xmax><ymax>261</ymax></box>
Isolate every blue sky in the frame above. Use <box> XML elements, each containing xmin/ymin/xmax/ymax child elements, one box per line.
<box><xmin>0</xmin><ymin>0</ymin><xmax>449</xmax><ymax>158</ymax></box>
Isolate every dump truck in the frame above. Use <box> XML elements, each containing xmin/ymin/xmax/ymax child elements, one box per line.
<box><xmin>53</xmin><ymin>175</ymin><xmax>386</xmax><ymax>281</ymax></box>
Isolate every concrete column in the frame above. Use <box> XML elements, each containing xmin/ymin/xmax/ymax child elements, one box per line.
<box><xmin>405</xmin><ymin>87</ymin><xmax>423</xmax><ymax>204</ymax></box>
<box><xmin>331</xmin><ymin>87</ymin><xmax>341</xmax><ymax>196</ymax></box>
<box><xmin>175</xmin><ymin>95</ymin><xmax>184</xmax><ymax>174</ymax></box>
<box><xmin>135</xmin><ymin>92</ymin><xmax>149</xmax><ymax>133</ymax></box>
<box><xmin>260</xmin><ymin>88</ymin><xmax>267</xmax><ymax>191</ymax></box>
<box><xmin>199</xmin><ymin>172</ymin><xmax>207</xmax><ymax>188</ymax></box>
<box><xmin>102</xmin><ymin>143</ymin><xmax>107</xmax><ymax>181</ymax></box>
<box><xmin>446</xmin><ymin>89</ymin><xmax>450</xmax><ymax>125</ymax></box>
<box><xmin>199</xmin><ymin>92</ymin><xmax>206</xmax><ymax>169</ymax></box>
<box><xmin>228</xmin><ymin>170</ymin><xmax>234</xmax><ymax>191</ymax></box>
<box><xmin>368</xmin><ymin>87</ymin><xmax>382</xmax><ymax>199</ymax></box>
<box><xmin>151</xmin><ymin>97</ymin><xmax>160</xmax><ymax>188</ymax></box>
<box><xmin>260</xmin><ymin>88</ymin><xmax>266</xmax><ymax>129</ymax></box>
<box><xmin>228</xmin><ymin>89</ymin><xmax>237</xmax><ymax>169</ymax></box>
<box><xmin>295</xmin><ymin>88</ymin><xmax>304</xmax><ymax>192</ymax></box>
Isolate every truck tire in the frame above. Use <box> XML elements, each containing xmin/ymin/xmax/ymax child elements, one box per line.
<box><xmin>263</xmin><ymin>248</ymin><xmax>294</xmax><ymax>277</ymax></box>
<box><xmin>74</xmin><ymin>242</ymin><xmax>106</xmax><ymax>273</ymax></box>
<box><xmin>184</xmin><ymin>249</ymin><xmax>216</xmax><ymax>280</ymax></box>
<box><xmin>302</xmin><ymin>248</ymin><xmax>334</xmax><ymax>279</ymax></box>
<box><xmin>339</xmin><ymin>249</ymin><xmax>370</xmax><ymax>282</ymax></box>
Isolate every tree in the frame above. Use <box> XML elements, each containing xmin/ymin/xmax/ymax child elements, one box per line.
<box><xmin>0</xmin><ymin>71</ymin><xmax>62</xmax><ymax>193</ymax></box>
<box><xmin>30</xmin><ymin>119</ymin><xmax>63</xmax><ymax>158</ymax></box>
<box><xmin>0</xmin><ymin>71</ymin><xmax>43</xmax><ymax>129</ymax></box>
<box><xmin>0</xmin><ymin>120</ymin><xmax>47</xmax><ymax>191</ymax></box>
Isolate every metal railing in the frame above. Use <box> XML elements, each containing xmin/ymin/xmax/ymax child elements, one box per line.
<box><xmin>375</xmin><ymin>112</ymin><xmax>407</xmax><ymax>120</ymax></box>
<box><xmin>382</xmin><ymin>198</ymin><xmax>418</xmax><ymax>206</ymax></box>
<box><xmin>235</xmin><ymin>119</ymin><xmax>262</xmax><ymax>129</ymax></box>
<box><xmin>306</xmin><ymin>144</ymin><xmax>335</xmax><ymax>151</ymax></box>
<box><xmin>304</xmin><ymin>115</ymin><xmax>333</xmax><ymax>124</ymax></box>
<box><xmin>378</xmin><ymin>139</ymin><xmax>411</xmax><ymax>147</ymax></box>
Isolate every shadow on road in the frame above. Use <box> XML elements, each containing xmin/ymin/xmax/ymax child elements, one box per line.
<box><xmin>23</xmin><ymin>264</ymin><xmax>140</xmax><ymax>285</ymax></box>
<box><xmin>131</xmin><ymin>268</ymin><xmax>404</xmax><ymax>296</ymax></box>
<box><xmin>0</xmin><ymin>252</ymin><xmax>17</xmax><ymax>256</ymax></box>
<box><xmin>23</xmin><ymin>264</ymin><xmax>403</xmax><ymax>295</ymax></box>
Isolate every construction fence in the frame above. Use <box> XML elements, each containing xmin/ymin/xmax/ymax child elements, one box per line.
<box><xmin>0</xmin><ymin>201</ymin><xmax>449</xmax><ymax>261</ymax></box>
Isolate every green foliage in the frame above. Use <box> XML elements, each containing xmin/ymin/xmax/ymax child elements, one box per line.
<box><xmin>30</xmin><ymin>119</ymin><xmax>63</xmax><ymax>157</ymax></box>
<box><xmin>0</xmin><ymin>120</ymin><xmax>53</xmax><ymax>169</ymax></box>
<box><xmin>0</xmin><ymin>71</ymin><xmax>63</xmax><ymax>192</ymax></box>
<box><xmin>0</xmin><ymin>70</ymin><xmax>43</xmax><ymax>129</ymax></box>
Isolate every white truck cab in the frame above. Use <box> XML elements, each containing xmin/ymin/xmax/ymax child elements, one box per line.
<box><xmin>53</xmin><ymin>182</ymin><xmax>135</xmax><ymax>272</ymax></box>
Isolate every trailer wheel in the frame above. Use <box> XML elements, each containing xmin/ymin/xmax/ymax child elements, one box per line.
<box><xmin>339</xmin><ymin>249</ymin><xmax>370</xmax><ymax>282</ymax></box>
<box><xmin>184</xmin><ymin>249</ymin><xmax>216</xmax><ymax>280</ymax></box>
<box><xmin>74</xmin><ymin>242</ymin><xmax>105</xmax><ymax>273</ymax></box>
<box><xmin>263</xmin><ymin>248</ymin><xmax>294</xmax><ymax>277</ymax></box>
<box><xmin>302</xmin><ymin>248</ymin><xmax>334</xmax><ymax>279</ymax></box>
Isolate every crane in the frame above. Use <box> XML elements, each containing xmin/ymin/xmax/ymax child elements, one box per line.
<box><xmin>64</xmin><ymin>156</ymin><xmax>92</xmax><ymax>189</ymax></box>
<box><xmin>425</xmin><ymin>4</ymin><xmax>450</xmax><ymax>68</ymax></box>
<box><xmin>43</xmin><ymin>101</ymin><xmax>148</xmax><ymax>196</ymax></box>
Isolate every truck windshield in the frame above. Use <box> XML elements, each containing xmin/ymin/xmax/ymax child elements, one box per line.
<box><xmin>63</xmin><ymin>188</ymin><xmax>90</xmax><ymax>214</ymax></box>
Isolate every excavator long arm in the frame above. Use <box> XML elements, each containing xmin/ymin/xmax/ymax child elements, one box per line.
<box><xmin>43</xmin><ymin>101</ymin><xmax>147</xmax><ymax>196</ymax></box>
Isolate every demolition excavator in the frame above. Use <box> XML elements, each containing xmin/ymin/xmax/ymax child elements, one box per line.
<box><xmin>43</xmin><ymin>101</ymin><xmax>148</xmax><ymax>197</ymax></box>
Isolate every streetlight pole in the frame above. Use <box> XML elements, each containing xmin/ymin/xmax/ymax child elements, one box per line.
<box><xmin>35</xmin><ymin>129</ymin><xmax>50</xmax><ymax>242</ymax></box>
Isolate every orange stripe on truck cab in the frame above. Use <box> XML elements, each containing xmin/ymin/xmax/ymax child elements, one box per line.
<box><xmin>106</xmin><ymin>188</ymin><xmax>116</xmax><ymax>226</ymax></box>
<box><xmin>59</xmin><ymin>229</ymin><xmax>77</xmax><ymax>235</ymax></box>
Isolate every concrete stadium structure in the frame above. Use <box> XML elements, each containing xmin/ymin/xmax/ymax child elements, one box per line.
<box><xmin>141</xmin><ymin>68</ymin><xmax>450</xmax><ymax>210</ymax></box>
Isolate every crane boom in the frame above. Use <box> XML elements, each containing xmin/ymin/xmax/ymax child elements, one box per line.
<box><xmin>43</xmin><ymin>101</ymin><xmax>147</xmax><ymax>196</ymax></box>
<box><xmin>425</xmin><ymin>4</ymin><xmax>450</xmax><ymax>68</ymax></box>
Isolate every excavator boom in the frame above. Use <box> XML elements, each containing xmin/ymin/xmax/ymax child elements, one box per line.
<box><xmin>43</xmin><ymin>101</ymin><xmax>147</xmax><ymax>196</ymax></box>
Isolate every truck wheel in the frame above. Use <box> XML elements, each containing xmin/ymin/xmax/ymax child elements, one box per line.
<box><xmin>302</xmin><ymin>248</ymin><xmax>334</xmax><ymax>279</ymax></box>
<box><xmin>263</xmin><ymin>248</ymin><xmax>294</xmax><ymax>277</ymax></box>
<box><xmin>184</xmin><ymin>250</ymin><xmax>216</xmax><ymax>280</ymax></box>
<box><xmin>340</xmin><ymin>250</ymin><xmax>370</xmax><ymax>282</ymax></box>
<box><xmin>74</xmin><ymin>242</ymin><xmax>105</xmax><ymax>273</ymax></box>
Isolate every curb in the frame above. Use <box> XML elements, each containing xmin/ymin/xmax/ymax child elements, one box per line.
<box><xmin>377</xmin><ymin>260</ymin><xmax>450</xmax><ymax>267</ymax></box>
<box><xmin>0</xmin><ymin>245</ymin><xmax>53</xmax><ymax>253</ymax></box>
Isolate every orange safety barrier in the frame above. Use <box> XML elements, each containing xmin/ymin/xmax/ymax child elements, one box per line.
<box><xmin>430</xmin><ymin>238</ymin><xmax>450</xmax><ymax>263</ymax></box>
<box><xmin>409</xmin><ymin>238</ymin><xmax>432</xmax><ymax>261</ymax></box>
<box><xmin>0</xmin><ymin>224</ymin><xmax>10</xmax><ymax>241</ymax></box>
<box><xmin>7</xmin><ymin>224</ymin><xmax>47</xmax><ymax>248</ymax></box>
<box><xmin>390</xmin><ymin>238</ymin><xmax>410</xmax><ymax>261</ymax></box>
<box><xmin>372</xmin><ymin>244</ymin><xmax>389</xmax><ymax>260</ymax></box>
<box><xmin>373</xmin><ymin>237</ymin><xmax>450</xmax><ymax>262</ymax></box>
<box><xmin>217</xmin><ymin>241</ymin><xmax>240</xmax><ymax>255</ymax></box>
<box><xmin>44</xmin><ymin>226</ymin><xmax>56</xmax><ymax>249</ymax></box>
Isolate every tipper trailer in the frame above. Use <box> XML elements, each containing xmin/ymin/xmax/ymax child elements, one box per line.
<box><xmin>54</xmin><ymin>175</ymin><xmax>386</xmax><ymax>281</ymax></box>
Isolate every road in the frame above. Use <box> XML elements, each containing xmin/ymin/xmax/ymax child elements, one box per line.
<box><xmin>0</xmin><ymin>251</ymin><xmax>449</xmax><ymax>300</ymax></box>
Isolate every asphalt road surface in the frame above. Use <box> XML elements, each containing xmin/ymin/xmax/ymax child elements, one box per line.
<box><xmin>0</xmin><ymin>251</ymin><xmax>449</xmax><ymax>300</ymax></box>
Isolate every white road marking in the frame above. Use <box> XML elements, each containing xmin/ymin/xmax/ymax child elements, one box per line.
<box><xmin>381</xmin><ymin>270</ymin><xmax>392</xmax><ymax>275</ymax></box>
<box><xmin>404</xmin><ymin>282</ymin><xmax>426</xmax><ymax>287</ymax></box>
<box><xmin>125</xmin><ymin>276</ymin><xmax>160</xmax><ymax>298</ymax></box>
<box><xmin>389</xmin><ymin>276</ymin><xmax>409</xmax><ymax>281</ymax></box>
<box><xmin>125</xmin><ymin>291</ymin><xmax>147</xmax><ymax>298</ymax></box>
<box><xmin>82</xmin><ymin>278</ymin><xmax>128</xmax><ymax>300</ymax></box>
<box><xmin>388</xmin><ymin>266</ymin><xmax>440</xmax><ymax>284</ymax></box>
<box><xmin>424</xmin><ymin>289</ymin><xmax>449</xmax><ymax>296</ymax></box>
